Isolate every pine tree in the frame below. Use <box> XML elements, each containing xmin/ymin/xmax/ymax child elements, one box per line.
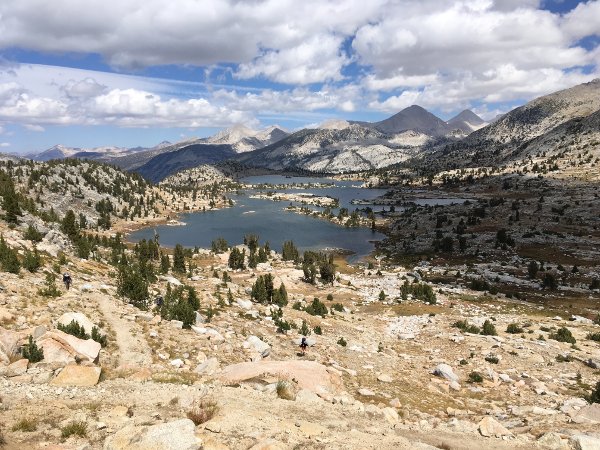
<box><xmin>0</xmin><ymin>171</ymin><xmax>21</xmax><ymax>224</ymax></box>
<box><xmin>228</xmin><ymin>247</ymin><xmax>245</xmax><ymax>270</ymax></box>
<box><xmin>0</xmin><ymin>235</ymin><xmax>20</xmax><ymax>274</ymax></box>
<box><xmin>24</xmin><ymin>224</ymin><xmax>43</xmax><ymax>242</ymax></box>
<box><xmin>60</xmin><ymin>210</ymin><xmax>79</xmax><ymax>240</ymax></box>
<box><xmin>160</xmin><ymin>253</ymin><xmax>170</xmax><ymax>273</ymax></box>
<box><xmin>258</xmin><ymin>246</ymin><xmax>268</xmax><ymax>263</ymax></box>
<box><xmin>319</xmin><ymin>261</ymin><xmax>335</xmax><ymax>284</ymax></box>
<box><xmin>244</xmin><ymin>234</ymin><xmax>259</xmax><ymax>253</ymax></box>
<box><xmin>172</xmin><ymin>244</ymin><xmax>186</xmax><ymax>273</ymax></box>
<box><xmin>251</xmin><ymin>276</ymin><xmax>268</xmax><ymax>303</ymax></box>
<box><xmin>248</xmin><ymin>250</ymin><xmax>258</xmax><ymax>269</ymax></box>
<box><xmin>187</xmin><ymin>286</ymin><xmax>200</xmax><ymax>310</ymax></box>
<box><xmin>117</xmin><ymin>264</ymin><xmax>149</xmax><ymax>309</ymax></box>
<box><xmin>282</xmin><ymin>241</ymin><xmax>299</xmax><ymax>261</ymax></box>
<box><xmin>23</xmin><ymin>248</ymin><xmax>42</xmax><ymax>273</ymax></box>
<box><xmin>303</xmin><ymin>262</ymin><xmax>317</xmax><ymax>284</ymax></box>
<box><xmin>22</xmin><ymin>335</ymin><xmax>43</xmax><ymax>363</ymax></box>
<box><xmin>278</xmin><ymin>283</ymin><xmax>288</xmax><ymax>306</ymax></box>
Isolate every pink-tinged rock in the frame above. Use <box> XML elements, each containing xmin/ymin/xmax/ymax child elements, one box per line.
<box><xmin>50</xmin><ymin>364</ymin><xmax>101</xmax><ymax>386</ymax></box>
<box><xmin>478</xmin><ymin>416</ymin><xmax>512</xmax><ymax>438</ymax></box>
<box><xmin>104</xmin><ymin>419</ymin><xmax>200</xmax><ymax>450</ymax></box>
<box><xmin>0</xmin><ymin>308</ymin><xmax>14</xmax><ymax>323</ymax></box>
<box><xmin>38</xmin><ymin>338</ymin><xmax>76</xmax><ymax>366</ymax></box>
<box><xmin>0</xmin><ymin>327</ymin><xmax>25</xmax><ymax>362</ymax></box>
<box><xmin>573</xmin><ymin>403</ymin><xmax>600</xmax><ymax>424</ymax></box>
<box><xmin>4</xmin><ymin>358</ymin><xmax>28</xmax><ymax>376</ymax></box>
<box><xmin>128</xmin><ymin>367</ymin><xmax>152</xmax><ymax>382</ymax></box>
<box><xmin>219</xmin><ymin>360</ymin><xmax>342</xmax><ymax>396</ymax></box>
<box><xmin>39</xmin><ymin>330</ymin><xmax>101</xmax><ymax>362</ymax></box>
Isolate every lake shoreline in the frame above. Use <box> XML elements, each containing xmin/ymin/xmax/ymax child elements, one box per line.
<box><xmin>125</xmin><ymin>174</ymin><xmax>387</xmax><ymax>261</ymax></box>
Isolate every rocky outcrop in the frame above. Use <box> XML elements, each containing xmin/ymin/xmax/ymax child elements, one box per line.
<box><xmin>219</xmin><ymin>360</ymin><xmax>342</xmax><ymax>396</ymax></box>
<box><xmin>38</xmin><ymin>330</ymin><xmax>101</xmax><ymax>364</ymax></box>
<box><xmin>50</xmin><ymin>364</ymin><xmax>101</xmax><ymax>387</ymax></box>
<box><xmin>478</xmin><ymin>416</ymin><xmax>512</xmax><ymax>438</ymax></box>
<box><xmin>0</xmin><ymin>327</ymin><xmax>25</xmax><ymax>364</ymax></box>
<box><xmin>103</xmin><ymin>419</ymin><xmax>201</xmax><ymax>450</ymax></box>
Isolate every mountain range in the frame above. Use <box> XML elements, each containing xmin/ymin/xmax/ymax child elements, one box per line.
<box><xmin>424</xmin><ymin>78</ymin><xmax>600</xmax><ymax>171</ymax></box>
<box><xmin>28</xmin><ymin>107</ymin><xmax>483</xmax><ymax>179</ymax></box>
<box><xmin>24</xmin><ymin>79</ymin><xmax>600</xmax><ymax>181</ymax></box>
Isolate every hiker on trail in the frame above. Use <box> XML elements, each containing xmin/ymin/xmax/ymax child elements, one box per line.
<box><xmin>62</xmin><ymin>273</ymin><xmax>72</xmax><ymax>290</ymax></box>
<box><xmin>300</xmin><ymin>337</ymin><xmax>308</xmax><ymax>355</ymax></box>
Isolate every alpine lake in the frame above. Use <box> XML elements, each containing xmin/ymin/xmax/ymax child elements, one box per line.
<box><xmin>129</xmin><ymin>175</ymin><xmax>467</xmax><ymax>262</ymax></box>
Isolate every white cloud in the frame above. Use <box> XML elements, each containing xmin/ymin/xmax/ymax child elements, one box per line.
<box><xmin>0</xmin><ymin>0</ymin><xmax>383</xmax><ymax>84</ymax></box>
<box><xmin>369</xmin><ymin>90</ymin><xmax>422</xmax><ymax>112</ymax></box>
<box><xmin>0</xmin><ymin>0</ymin><xmax>598</xmax><ymax>130</ymax></box>
<box><xmin>0</xmin><ymin>142</ymin><xmax>10</xmax><ymax>147</ymax></box>
<box><xmin>24</xmin><ymin>124</ymin><xmax>45</xmax><ymax>132</ymax></box>
<box><xmin>62</xmin><ymin>78</ymin><xmax>107</xmax><ymax>99</ymax></box>
<box><xmin>236</xmin><ymin>34</ymin><xmax>349</xmax><ymax>84</ymax></box>
<box><xmin>353</xmin><ymin>1</ymin><xmax>593</xmax><ymax>77</ymax></box>
<box><xmin>89</xmin><ymin>88</ymin><xmax>256</xmax><ymax>128</ymax></box>
<box><xmin>0</xmin><ymin>65</ymin><xmax>258</xmax><ymax>128</ymax></box>
<box><xmin>363</xmin><ymin>72</ymin><xmax>440</xmax><ymax>91</ymax></box>
<box><xmin>562</xmin><ymin>1</ymin><xmax>600</xmax><ymax>39</ymax></box>
<box><xmin>368</xmin><ymin>65</ymin><xmax>597</xmax><ymax>113</ymax></box>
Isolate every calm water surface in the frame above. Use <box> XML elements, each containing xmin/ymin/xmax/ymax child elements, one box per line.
<box><xmin>128</xmin><ymin>176</ymin><xmax>466</xmax><ymax>261</ymax></box>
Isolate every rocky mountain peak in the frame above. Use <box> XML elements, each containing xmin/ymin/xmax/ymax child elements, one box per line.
<box><xmin>447</xmin><ymin>110</ymin><xmax>487</xmax><ymax>134</ymax></box>
<box><xmin>373</xmin><ymin>105</ymin><xmax>453</xmax><ymax>136</ymax></box>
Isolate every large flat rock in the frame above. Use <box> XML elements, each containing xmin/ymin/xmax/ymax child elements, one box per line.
<box><xmin>219</xmin><ymin>360</ymin><xmax>342</xmax><ymax>396</ymax></box>
<box><xmin>0</xmin><ymin>327</ymin><xmax>26</xmax><ymax>364</ymax></box>
<box><xmin>50</xmin><ymin>364</ymin><xmax>101</xmax><ymax>387</ymax></box>
<box><xmin>573</xmin><ymin>403</ymin><xmax>600</xmax><ymax>424</ymax></box>
<box><xmin>39</xmin><ymin>330</ymin><xmax>101</xmax><ymax>362</ymax></box>
<box><xmin>103</xmin><ymin>419</ymin><xmax>200</xmax><ymax>450</ymax></box>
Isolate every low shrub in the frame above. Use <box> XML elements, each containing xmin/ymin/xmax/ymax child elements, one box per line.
<box><xmin>304</xmin><ymin>298</ymin><xmax>328</xmax><ymax>317</ymax></box>
<box><xmin>549</xmin><ymin>327</ymin><xmax>576</xmax><ymax>344</ymax></box>
<box><xmin>186</xmin><ymin>398</ymin><xmax>218</xmax><ymax>425</ymax></box>
<box><xmin>485</xmin><ymin>355</ymin><xmax>499</xmax><ymax>364</ymax></box>
<box><xmin>21</xmin><ymin>335</ymin><xmax>43</xmax><ymax>363</ymax></box>
<box><xmin>481</xmin><ymin>320</ymin><xmax>497</xmax><ymax>336</ymax></box>
<box><xmin>452</xmin><ymin>320</ymin><xmax>480</xmax><ymax>334</ymax></box>
<box><xmin>11</xmin><ymin>418</ymin><xmax>37</xmax><ymax>432</ymax></box>
<box><xmin>57</xmin><ymin>320</ymin><xmax>88</xmax><ymax>339</ymax></box>
<box><xmin>586</xmin><ymin>332</ymin><xmax>600</xmax><ymax>342</ymax></box>
<box><xmin>468</xmin><ymin>372</ymin><xmax>483</xmax><ymax>383</ymax></box>
<box><xmin>61</xmin><ymin>421</ymin><xmax>87</xmax><ymax>439</ymax></box>
<box><xmin>506</xmin><ymin>323</ymin><xmax>523</xmax><ymax>334</ymax></box>
<box><xmin>586</xmin><ymin>381</ymin><xmax>600</xmax><ymax>404</ymax></box>
<box><xmin>276</xmin><ymin>380</ymin><xmax>296</xmax><ymax>400</ymax></box>
<box><xmin>337</xmin><ymin>337</ymin><xmax>347</xmax><ymax>347</ymax></box>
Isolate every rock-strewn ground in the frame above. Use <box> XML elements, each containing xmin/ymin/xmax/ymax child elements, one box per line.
<box><xmin>1</xmin><ymin>235</ymin><xmax>599</xmax><ymax>449</ymax></box>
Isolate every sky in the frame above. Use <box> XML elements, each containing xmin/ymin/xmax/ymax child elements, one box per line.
<box><xmin>0</xmin><ymin>0</ymin><xmax>598</xmax><ymax>154</ymax></box>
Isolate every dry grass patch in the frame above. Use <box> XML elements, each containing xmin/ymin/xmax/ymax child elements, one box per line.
<box><xmin>151</xmin><ymin>371</ymin><xmax>198</xmax><ymax>385</ymax></box>
<box><xmin>11</xmin><ymin>418</ymin><xmax>37</xmax><ymax>432</ymax></box>
<box><xmin>276</xmin><ymin>380</ymin><xmax>296</xmax><ymax>401</ymax></box>
<box><xmin>61</xmin><ymin>421</ymin><xmax>87</xmax><ymax>439</ymax></box>
<box><xmin>186</xmin><ymin>398</ymin><xmax>218</xmax><ymax>425</ymax></box>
